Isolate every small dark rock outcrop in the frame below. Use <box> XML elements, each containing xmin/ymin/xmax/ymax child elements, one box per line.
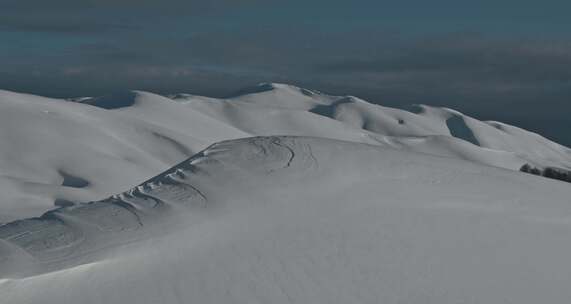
<box><xmin>520</xmin><ymin>164</ymin><xmax>571</xmax><ymax>184</ymax></box>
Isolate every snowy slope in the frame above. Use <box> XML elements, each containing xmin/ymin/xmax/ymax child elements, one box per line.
<box><xmin>0</xmin><ymin>84</ymin><xmax>569</xmax><ymax>221</ymax></box>
<box><xmin>0</xmin><ymin>90</ymin><xmax>248</xmax><ymax>221</ymax></box>
<box><xmin>178</xmin><ymin>83</ymin><xmax>571</xmax><ymax>170</ymax></box>
<box><xmin>1</xmin><ymin>136</ymin><xmax>571</xmax><ymax>304</ymax></box>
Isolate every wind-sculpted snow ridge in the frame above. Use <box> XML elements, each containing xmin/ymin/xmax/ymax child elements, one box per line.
<box><xmin>2</xmin><ymin>136</ymin><xmax>571</xmax><ymax>304</ymax></box>
<box><xmin>0</xmin><ymin>136</ymin><xmax>316</xmax><ymax>276</ymax></box>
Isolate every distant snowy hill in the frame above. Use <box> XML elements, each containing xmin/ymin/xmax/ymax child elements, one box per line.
<box><xmin>0</xmin><ymin>84</ymin><xmax>569</xmax><ymax>220</ymax></box>
<box><xmin>1</xmin><ymin>136</ymin><xmax>570</xmax><ymax>304</ymax></box>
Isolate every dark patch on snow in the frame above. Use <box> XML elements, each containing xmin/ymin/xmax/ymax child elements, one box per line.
<box><xmin>310</xmin><ymin>96</ymin><xmax>355</xmax><ymax>117</ymax></box>
<box><xmin>80</xmin><ymin>91</ymin><xmax>137</xmax><ymax>109</ymax></box>
<box><xmin>520</xmin><ymin>164</ymin><xmax>571</xmax><ymax>184</ymax></box>
<box><xmin>54</xmin><ymin>198</ymin><xmax>74</xmax><ymax>207</ymax></box>
<box><xmin>446</xmin><ymin>115</ymin><xmax>480</xmax><ymax>146</ymax></box>
<box><xmin>59</xmin><ymin>170</ymin><xmax>89</xmax><ymax>188</ymax></box>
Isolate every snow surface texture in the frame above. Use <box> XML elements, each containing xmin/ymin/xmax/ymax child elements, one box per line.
<box><xmin>0</xmin><ymin>83</ymin><xmax>569</xmax><ymax>222</ymax></box>
<box><xmin>1</xmin><ymin>136</ymin><xmax>571</xmax><ymax>304</ymax></box>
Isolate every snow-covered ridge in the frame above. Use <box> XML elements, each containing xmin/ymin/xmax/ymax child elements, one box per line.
<box><xmin>0</xmin><ymin>137</ymin><xmax>306</xmax><ymax>274</ymax></box>
<box><xmin>1</xmin><ymin>136</ymin><xmax>571</xmax><ymax>303</ymax></box>
<box><xmin>0</xmin><ymin>84</ymin><xmax>569</xmax><ymax>221</ymax></box>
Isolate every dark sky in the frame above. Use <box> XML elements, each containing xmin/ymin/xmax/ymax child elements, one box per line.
<box><xmin>1</xmin><ymin>0</ymin><xmax>570</xmax><ymax>146</ymax></box>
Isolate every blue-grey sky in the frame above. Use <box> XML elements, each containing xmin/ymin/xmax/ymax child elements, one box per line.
<box><xmin>1</xmin><ymin>0</ymin><xmax>570</xmax><ymax>146</ymax></box>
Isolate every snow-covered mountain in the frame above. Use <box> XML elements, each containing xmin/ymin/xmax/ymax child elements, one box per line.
<box><xmin>0</xmin><ymin>83</ymin><xmax>569</xmax><ymax>221</ymax></box>
<box><xmin>1</xmin><ymin>83</ymin><xmax>571</xmax><ymax>303</ymax></box>
<box><xmin>1</xmin><ymin>136</ymin><xmax>571</xmax><ymax>303</ymax></box>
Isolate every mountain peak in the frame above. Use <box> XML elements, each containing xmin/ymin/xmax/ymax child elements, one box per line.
<box><xmin>229</xmin><ymin>82</ymin><xmax>321</xmax><ymax>98</ymax></box>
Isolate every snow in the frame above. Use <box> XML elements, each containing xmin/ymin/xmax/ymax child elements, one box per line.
<box><xmin>0</xmin><ymin>83</ymin><xmax>570</xmax><ymax>302</ymax></box>
<box><xmin>1</xmin><ymin>136</ymin><xmax>571</xmax><ymax>304</ymax></box>
<box><xmin>0</xmin><ymin>89</ymin><xmax>247</xmax><ymax>221</ymax></box>
<box><xmin>0</xmin><ymin>83</ymin><xmax>569</xmax><ymax>222</ymax></box>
